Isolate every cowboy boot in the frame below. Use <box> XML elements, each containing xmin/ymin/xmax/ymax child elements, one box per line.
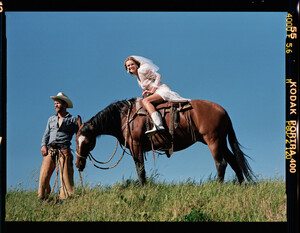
<box><xmin>146</xmin><ymin>111</ymin><xmax>165</xmax><ymax>136</ymax></box>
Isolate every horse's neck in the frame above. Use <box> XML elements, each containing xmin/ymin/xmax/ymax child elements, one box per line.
<box><xmin>93</xmin><ymin>115</ymin><xmax>124</xmax><ymax>141</ymax></box>
<box><xmin>94</xmin><ymin>124</ymin><xmax>120</xmax><ymax>138</ymax></box>
<box><xmin>92</xmin><ymin>100</ymin><xmax>134</xmax><ymax>143</ymax></box>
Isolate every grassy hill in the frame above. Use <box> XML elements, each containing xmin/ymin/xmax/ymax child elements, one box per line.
<box><xmin>5</xmin><ymin>177</ymin><xmax>286</xmax><ymax>222</ymax></box>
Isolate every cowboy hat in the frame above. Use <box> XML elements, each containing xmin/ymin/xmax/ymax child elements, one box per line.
<box><xmin>50</xmin><ymin>92</ymin><xmax>73</xmax><ymax>108</ymax></box>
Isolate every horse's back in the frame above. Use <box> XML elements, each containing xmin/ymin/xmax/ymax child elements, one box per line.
<box><xmin>189</xmin><ymin>99</ymin><xmax>228</xmax><ymax>136</ymax></box>
<box><xmin>190</xmin><ymin>99</ymin><xmax>226</xmax><ymax>113</ymax></box>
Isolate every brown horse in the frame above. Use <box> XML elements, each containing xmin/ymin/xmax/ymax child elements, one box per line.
<box><xmin>75</xmin><ymin>98</ymin><xmax>255</xmax><ymax>185</ymax></box>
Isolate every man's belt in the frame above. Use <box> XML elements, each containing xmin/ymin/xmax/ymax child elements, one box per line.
<box><xmin>48</xmin><ymin>143</ymin><xmax>69</xmax><ymax>150</ymax></box>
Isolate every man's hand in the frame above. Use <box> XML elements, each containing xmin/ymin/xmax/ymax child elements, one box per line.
<box><xmin>41</xmin><ymin>145</ymin><xmax>48</xmax><ymax>157</ymax></box>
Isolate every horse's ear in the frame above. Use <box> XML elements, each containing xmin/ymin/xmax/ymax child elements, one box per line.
<box><xmin>77</xmin><ymin>115</ymin><xmax>82</xmax><ymax>127</ymax></box>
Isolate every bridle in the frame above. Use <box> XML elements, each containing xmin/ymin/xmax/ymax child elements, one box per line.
<box><xmin>75</xmin><ymin>101</ymin><xmax>132</xmax><ymax>170</ymax></box>
<box><xmin>75</xmin><ymin>150</ymin><xmax>87</xmax><ymax>160</ymax></box>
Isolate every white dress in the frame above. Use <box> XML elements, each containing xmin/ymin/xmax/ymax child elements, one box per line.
<box><xmin>137</xmin><ymin>63</ymin><xmax>190</xmax><ymax>102</ymax></box>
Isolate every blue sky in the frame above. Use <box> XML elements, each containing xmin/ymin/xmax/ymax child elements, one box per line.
<box><xmin>6</xmin><ymin>12</ymin><xmax>286</xmax><ymax>190</ymax></box>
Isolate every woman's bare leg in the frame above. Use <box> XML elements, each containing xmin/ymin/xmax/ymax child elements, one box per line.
<box><xmin>142</xmin><ymin>94</ymin><xmax>165</xmax><ymax>136</ymax></box>
<box><xmin>142</xmin><ymin>94</ymin><xmax>164</xmax><ymax>115</ymax></box>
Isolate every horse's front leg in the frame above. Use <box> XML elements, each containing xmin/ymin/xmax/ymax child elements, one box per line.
<box><xmin>135</xmin><ymin>159</ymin><xmax>146</xmax><ymax>186</ymax></box>
<box><xmin>131</xmin><ymin>141</ymin><xmax>146</xmax><ymax>186</ymax></box>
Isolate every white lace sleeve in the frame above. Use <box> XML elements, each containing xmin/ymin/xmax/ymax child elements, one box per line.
<box><xmin>152</xmin><ymin>73</ymin><xmax>161</xmax><ymax>88</ymax></box>
<box><xmin>138</xmin><ymin>64</ymin><xmax>162</xmax><ymax>88</ymax></box>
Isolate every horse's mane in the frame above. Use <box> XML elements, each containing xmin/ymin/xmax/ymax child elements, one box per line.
<box><xmin>80</xmin><ymin>97</ymin><xmax>136</xmax><ymax>137</ymax></box>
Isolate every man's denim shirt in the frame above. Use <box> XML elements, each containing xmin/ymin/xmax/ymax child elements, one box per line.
<box><xmin>41</xmin><ymin>113</ymin><xmax>79</xmax><ymax>148</ymax></box>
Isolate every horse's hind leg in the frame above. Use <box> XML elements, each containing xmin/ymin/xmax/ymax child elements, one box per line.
<box><xmin>207</xmin><ymin>139</ymin><xmax>227</xmax><ymax>182</ymax></box>
<box><xmin>223</xmin><ymin>147</ymin><xmax>244</xmax><ymax>183</ymax></box>
<box><xmin>216</xmin><ymin>158</ymin><xmax>227</xmax><ymax>182</ymax></box>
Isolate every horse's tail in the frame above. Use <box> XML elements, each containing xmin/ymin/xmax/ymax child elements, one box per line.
<box><xmin>227</xmin><ymin>116</ymin><xmax>256</xmax><ymax>183</ymax></box>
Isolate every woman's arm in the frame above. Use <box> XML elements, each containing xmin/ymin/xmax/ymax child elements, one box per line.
<box><xmin>138</xmin><ymin>64</ymin><xmax>161</xmax><ymax>97</ymax></box>
<box><xmin>152</xmin><ymin>72</ymin><xmax>161</xmax><ymax>88</ymax></box>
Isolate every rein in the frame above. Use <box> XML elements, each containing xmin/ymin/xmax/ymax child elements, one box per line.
<box><xmin>89</xmin><ymin>139</ymin><xmax>118</xmax><ymax>164</ymax></box>
<box><xmin>76</xmin><ymin>101</ymin><xmax>132</xmax><ymax>170</ymax></box>
<box><xmin>50</xmin><ymin>148</ymin><xmax>84</xmax><ymax>197</ymax></box>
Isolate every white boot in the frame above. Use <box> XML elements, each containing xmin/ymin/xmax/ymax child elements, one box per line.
<box><xmin>146</xmin><ymin>111</ymin><xmax>165</xmax><ymax>136</ymax></box>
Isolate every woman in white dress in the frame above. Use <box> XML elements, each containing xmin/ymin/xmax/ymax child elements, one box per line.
<box><xmin>124</xmin><ymin>55</ymin><xmax>190</xmax><ymax>136</ymax></box>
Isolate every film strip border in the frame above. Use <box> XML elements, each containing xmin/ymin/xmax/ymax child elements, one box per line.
<box><xmin>0</xmin><ymin>2</ymin><xmax>294</xmax><ymax>232</ymax></box>
<box><xmin>286</xmin><ymin>0</ymin><xmax>299</xmax><ymax>233</ymax></box>
<box><xmin>0</xmin><ymin>1</ymin><xmax>6</xmax><ymax>232</ymax></box>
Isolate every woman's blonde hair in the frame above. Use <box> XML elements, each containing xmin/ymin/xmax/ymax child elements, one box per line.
<box><xmin>124</xmin><ymin>56</ymin><xmax>141</xmax><ymax>72</ymax></box>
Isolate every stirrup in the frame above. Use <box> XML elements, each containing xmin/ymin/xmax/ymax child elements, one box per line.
<box><xmin>146</xmin><ymin>125</ymin><xmax>165</xmax><ymax>136</ymax></box>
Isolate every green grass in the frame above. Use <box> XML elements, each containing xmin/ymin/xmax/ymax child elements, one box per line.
<box><xmin>5</xmin><ymin>177</ymin><xmax>286</xmax><ymax>222</ymax></box>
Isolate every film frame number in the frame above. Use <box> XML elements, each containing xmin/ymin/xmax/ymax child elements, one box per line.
<box><xmin>0</xmin><ymin>2</ymin><xmax>3</xmax><ymax>13</ymax></box>
<box><xmin>286</xmin><ymin>13</ymin><xmax>297</xmax><ymax>40</ymax></box>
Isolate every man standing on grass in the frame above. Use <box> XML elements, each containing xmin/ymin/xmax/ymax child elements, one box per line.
<box><xmin>38</xmin><ymin>92</ymin><xmax>79</xmax><ymax>201</ymax></box>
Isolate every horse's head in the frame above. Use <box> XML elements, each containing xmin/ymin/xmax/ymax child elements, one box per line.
<box><xmin>75</xmin><ymin>116</ymin><xmax>96</xmax><ymax>171</ymax></box>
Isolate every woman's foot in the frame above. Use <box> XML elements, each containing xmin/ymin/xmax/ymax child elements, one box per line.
<box><xmin>146</xmin><ymin>111</ymin><xmax>165</xmax><ymax>136</ymax></box>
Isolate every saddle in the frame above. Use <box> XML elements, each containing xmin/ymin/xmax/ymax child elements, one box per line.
<box><xmin>134</xmin><ymin>97</ymin><xmax>193</xmax><ymax>157</ymax></box>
